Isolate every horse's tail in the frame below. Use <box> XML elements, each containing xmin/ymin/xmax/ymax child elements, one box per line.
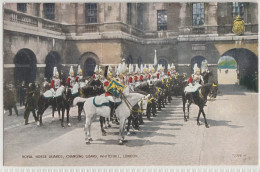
<box><xmin>73</xmin><ymin>97</ymin><xmax>87</xmax><ymax>106</ymax></box>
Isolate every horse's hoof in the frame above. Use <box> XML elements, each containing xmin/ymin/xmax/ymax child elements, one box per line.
<box><xmin>118</xmin><ymin>140</ymin><xmax>123</xmax><ymax>145</ymax></box>
<box><xmin>89</xmin><ymin>138</ymin><xmax>93</xmax><ymax>141</ymax></box>
<box><xmin>104</xmin><ymin>126</ymin><xmax>108</xmax><ymax>129</ymax></box>
<box><xmin>197</xmin><ymin>122</ymin><xmax>201</xmax><ymax>126</ymax></box>
<box><xmin>37</xmin><ymin>121</ymin><xmax>40</xmax><ymax>126</ymax></box>
<box><xmin>67</xmin><ymin>123</ymin><xmax>71</xmax><ymax>127</ymax></box>
<box><xmin>62</xmin><ymin>126</ymin><xmax>65</xmax><ymax>128</ymax></box>
<box><xmin>86</xmin><ymin>141</ymin><xmax>90</xmax><ymax>144</ymax></box>
<box><xmin>127</xmin><ymin>132</ymin><xmax>131</xmax><ymax>136</ymax></box>
<box><xmin>123</xmin><ymin>139</ymin><xmax>128</xmax><ymax>143</ymax></box>
<box><xmin>108</xmin><ymin>124</ymin><xmax>111</xmax><ymax>128</ymax></box>
<box><xmin>102</xmin><ymin>132</ymin><xmax>107</xmax><ymax>136</ymax></box>
<box><xmin>205</xmin><ymin>125</ymin><xmax>209</xmax><ymax>128</ymax></box>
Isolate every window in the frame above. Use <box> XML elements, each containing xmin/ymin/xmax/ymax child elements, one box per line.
<box><xmin>192</xmin><ymin>3</ymin><xmax>204</xmax><ymax>26</ymax></box>
<box><xmin>85</xmin><ymin>3</ymin><xmax>97</xmax><ymax>23</ymax></box>
<box><xmin>17</xmin><ymin>3</ymin><xmax>27</xmax><ymax>13</ymax></box>
<box><xmin>127</xmin><ymin>3</ymin><xmax>132</xmax><ymax>25</ymax></box>
<box><xmin>232</xmin><ymin>2</ymin><xmax>244</xmax><ymax>19</ymax></box>
<box><xmin>44</xmin><ymin>3</ymin><xmax>55</xmax><ymax>20</ymax></box>
<box><xmin>157</xmin><ymin>10</ymin><xmax>167</xmax><ymax>31</ymax></box>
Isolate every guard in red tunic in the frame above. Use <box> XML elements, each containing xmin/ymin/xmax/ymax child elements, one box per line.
<box><xmin>76</xmin><ymin>65</ymin><xmax>83</xmax><ymax>83</ymax></box>
<box><xmin>66</xmin><ymin>66</ymin><xmax>76</xmax><ymax>88</ymax></box>
<box><xmin>50</xmin><ymin>67</ymin><xmax>62</xmax><ymax>91</ymax></box>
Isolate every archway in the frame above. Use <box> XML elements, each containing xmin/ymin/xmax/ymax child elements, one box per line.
<box><xmin>158</xmin><ymin>58</ymin><xmax>168</xmax><ymax>70</ymax></box>
<box><xmin>84</xmin><ymin>58</ymin><xmax>96</xmax><ymax>76</ymax></box>
<box><xmin>14</xmin><ymin>48</ymin><xmax>37</xmax><ymax>84</ymax></box>
<box><xmin>79</xmin><ymin>52</ymin><xmax>99</xmax><ymax>77</ymax></box>
<box><xmin>190</xmin><ymin>56</ymin><xmax>206</xmax><ymax>70</ymax></box>
<box><xmin>220</xmin><ymin>48</ymin><xmax>258</xmax><ymax>91</ymax></box>
<box><xmin>218</xmin><ymin>56</ymin><xmax>238</xmax><ymax>84</ymax></box>
<box><xmin>126</xmin><ymin>55</ymin><xmax>133</xmax><ymax>65</ymax></box>
<box><xmin>137</xmin><ymin>56</ymin><xmax>142</xmax><ymax>68</ymax></box>
<box><xmin>45</xmin><ymin>51</ymin><xmax>61</xmax><ymax>81</ymax></box>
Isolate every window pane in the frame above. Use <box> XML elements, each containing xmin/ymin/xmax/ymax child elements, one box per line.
<box><xmin>157</xmin><ymin>10</ymin><xmax>167</xmax><ymax>31</ymax></box>
<box><xmin>85</xmin><ymin>3</ymin><xmax>97</xmax><ymax>23</ymax></box>
<box><xmin>192</xmin><ymin>3</ymin><xmax>204</xmax><ymax>26</ymax></box>
<box><xmin>44</xmin><ymin>3</ymin><xmax>55</xmax><ymax>20</ymax></box>
<box><xmin>17</xmin><ymin>3</ymin><xmax>27</xmax><ymax>13</ymax></box>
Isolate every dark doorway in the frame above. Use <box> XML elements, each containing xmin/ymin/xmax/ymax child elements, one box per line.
<box><xmin>14</xmin><ymin>49</ymin><xmax>37</xmax><ymax>84</ymax></box>
<box><xmin>137</xmin><ymin>56</ymin><xmax>143</xmax><ymax>68</ymax></box>
<box><xmin>158</xmin><ymin>59</ymin><xmax>168</xmax><ymax>70</ymax></box>
<box><xmin>126</xmin><ymin>55</ymin><xmax>133</xmax><ymax>64</ymax></box>
<box><xmin>45</xmin><ymin>51</ymin><xmax>61</xmax><ymax>81</ymax></box>
<box><xmin>190</xmin><ymin>56</ymin><xmax>206</xmax><ymax>70</ymax></box>
<box><xmin>84</xmin><ymin>58</ymin><xmax>96</xmax><ymax>76</ymax></box>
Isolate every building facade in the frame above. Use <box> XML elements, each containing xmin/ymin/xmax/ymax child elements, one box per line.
<box><xmin>3</xmin><ymin>2</ymin><xmax>258</xmax><ymax>87</ymax></box>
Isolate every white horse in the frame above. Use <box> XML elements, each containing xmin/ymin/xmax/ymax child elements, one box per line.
<box><xmin>73</xmin><ymin>86</ymin><xmax>149</xmax><ymax>145</ymax></box>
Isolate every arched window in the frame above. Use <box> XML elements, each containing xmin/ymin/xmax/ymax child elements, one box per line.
<box><xmin>190</xmin><ymin>56</ymin><xmax>206</xmax><ymax>70</ymax></box>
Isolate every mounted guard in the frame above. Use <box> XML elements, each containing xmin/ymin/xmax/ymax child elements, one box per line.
<box><xmin>184</xmin><ymin>68</ymin><xmax>204</xmax><ymax>94</ymax></box>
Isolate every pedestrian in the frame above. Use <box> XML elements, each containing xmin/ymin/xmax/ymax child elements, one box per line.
<box><xmin>24</xmin><ymin>83</ymin><xmax>38</xmax><ymax>125</ymax></box>
<box><xmin>4</xmin><ymin>84</ymin><xmax>18</xmax><ymax>116</ymax></box>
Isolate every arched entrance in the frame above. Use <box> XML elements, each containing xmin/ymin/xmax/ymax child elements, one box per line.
<box><xmin>14</xmin><ymin>48</ymin><xmax>37</xmax><ymax>84</ymax></box>
<box><xmin>45</xmin><ymin>51</ymin><xmax>61</xmax><ymax>81</ymax></box>
<box><xmin>126</xmin><ymin>55</ymin><xmax>133</xmax><ymax>64</ymax></box>
<box><xmin>191</xmin><ymin>56</ymin><xmax>206</xmax><ymax>70</ymax></box>
<box><xmin>219</xmin><ymin>48</ymin><xmax>258</xmax><ymax>91</ymax></box>
<box><xmin>137</xmin><ymin>56</ymin><xmax>142</xmax><ymax>67</ymax></box>
<box><xmin>84</xmin><ymin>58</ymin><xmax>96</xmax><ymax>76</ymax></box>
<box><xmin>79</xmin><ymin>52</ymin><xmax>99</xmax><ymax>77</ymax></box>
<box><xmin>218</xmin><ymin>56</ymin><xmax>238</xmax><ymax>84</ymax></box>
<box><xmin>158</xmin><ymin>58</ymin><xmax>168</xmax><ymax>70</ymax></box>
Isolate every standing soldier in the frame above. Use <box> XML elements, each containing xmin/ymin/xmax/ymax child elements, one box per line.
<box><xmin>19</xmin><ymin>81</ymin><xmax>26</xmax><ymax>106</ymax></box>
<box><xmin>66</xmin><ymin>66</ymin><xmax>76</xmax><ymax>88</ymax></box>
<box><xmin>24</xmin><ymin>83</ymin><xmax>37</xmax><ymax>125</ymax></box>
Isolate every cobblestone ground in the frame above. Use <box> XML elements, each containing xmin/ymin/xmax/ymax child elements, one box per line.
<box><xmin>3</xmin><ymin>85</ymin><xmax>258</xmax><ymax>166</ymax></box>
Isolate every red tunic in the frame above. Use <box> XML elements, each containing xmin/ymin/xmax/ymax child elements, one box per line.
<box><xmin>129</xmin><ymin>76</ymin><xmax>133</xmax><ymax>83</ymax></box>
<box><xmin>188</xmin><ymin>76</ymin><xmax>193</xmax><ymax>84</ymax></box>
<box><xmin>134</xmin><ymin>76</ymin><xmax>138</xmax><ymax>82</ymax></box>
<box><xmin>105</xmin><ymin>92</ymin><xmax>111</xmax><ymax>96</ymax></box>
<box><xmin>157</xmin><ymin>73</ymin><xmax>160</xmax><ymax>79</ymax></box>
<box><xmin>104</xmin><ymin>81</ymin><xmax>109</xmax><ymax>87</ymax></box>
<box><xmin>75</xmin><ymin>76</ymin><xmax>79</xmax><ymax>82</ymax></box>
<box><xmin>167</xmin><ymin>71</ymin><xmax>170</xmax><ymax>76</ymax></box>
<box><xmin>50</xmin><ymin>80</ymin><xmax>54</xmax><ymax>88</ymax></box>
<box><xmin>147</xmin><ymin>74</ymin><xmax>151</xmax><ymax>80</ymax></box>
<box><xmin>66</xmin><ymin>78</ymin><xmax>71</xmax><ymax>87</ymax></box>
<box><xmin>93</xmin><ymin>74</ymin><xmax>96</xmax><ymax>79</ymax></box>
<box><xmin>140</xmin><ymin>75</ymin><xmax>143</xmax><ymax>82</ymax></box>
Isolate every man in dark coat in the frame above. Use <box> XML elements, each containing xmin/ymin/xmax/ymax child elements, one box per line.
<box><xmin>4</xmin><ymin>84</ymin><xmax>18</xmax><ymax>116</ymax></box>
<box><xmin>24</xmin><ymin>83</ymin><xmax>38</xmax><ymax>125</ymax></box>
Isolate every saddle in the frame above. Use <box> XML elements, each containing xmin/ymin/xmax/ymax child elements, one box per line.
<box><xmin>93</xmin><ymin>95</ymin><xmax>122</xmax><ymax>107</ymax></box>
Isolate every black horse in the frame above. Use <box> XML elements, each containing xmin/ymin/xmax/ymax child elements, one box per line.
<box><xmin>37</xmin><ymin>88</ymin><xmax>69</xmax><ymax>128</ymax></box>
<box><xmin>201</xmin><ymin>71</ymin><xmax>212</xmax><ymax>84</ymax></box>
<box><xmin>182</xmin><ymin>83</ymin><xmax>218</xmax><ymax>128</ymax></box>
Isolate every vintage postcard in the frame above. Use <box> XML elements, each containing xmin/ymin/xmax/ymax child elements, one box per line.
<box><xmin>2</xmin><ymin>1</ymin><xmax>258</xmax><ymax>168</ymax></box>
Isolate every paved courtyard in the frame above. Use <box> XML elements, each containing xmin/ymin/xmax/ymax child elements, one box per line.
<box><xmin>3</xmin><ymin>85</ymin><xmax>258</xmax><ymax>166</ymax></box>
